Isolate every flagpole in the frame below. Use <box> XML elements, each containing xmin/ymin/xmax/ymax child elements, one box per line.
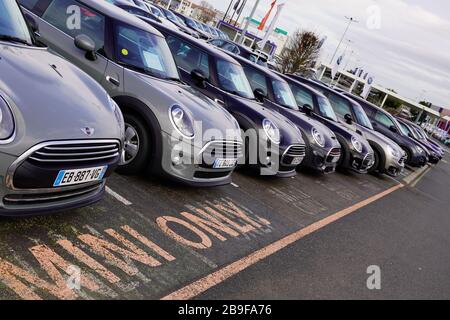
<box><xmin>257</xmin><ymin>3</ymin><xmax>284</xmax><ymax>60</ymax></box>
<box><xmin>234</xmin><ymin>0</ymin><xmax>248</xmax><ymax>26</ymax></box>
<box><xmin>329</xmin><ymin>16</ymin><xmax>358</xmax><ymax>64</ymax></box>
<box><xmin>223</xmin><ymin>0</ymin><xmax>235</xmax><ymax>21</ymax></box>
<box><xmin>238</xmin><ymin>0</ymin><xmax>261</xmax><ymax>44</ymax></box>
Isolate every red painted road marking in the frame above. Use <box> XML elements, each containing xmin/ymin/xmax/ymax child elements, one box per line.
<box><xmin>161</xmin><ymin>184</ymin><xmax>404</xmax><ymax>300</ymax></box>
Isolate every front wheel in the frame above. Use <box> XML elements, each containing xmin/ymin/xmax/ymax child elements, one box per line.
<box><xmin>117</xmin><ymin>114</ymin><xmax>151</xmax><ymax>175</ymax></box>
<box><xmin>401</xmin><ymin>147</ymin><xmax>412</xmax><ymax>165</ymax></box>
<box><xmin>368</xmin><ymin>149</ymin><xmax>381</xmax><ymax>173</ymax></box>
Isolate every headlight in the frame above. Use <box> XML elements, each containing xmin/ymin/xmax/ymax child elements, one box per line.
<box><xmin>108</xmin><ymin>96</ymin><xmax>125</xmax><ymax>136</ymax></box>
<box><xmin>262</xmin><ymin>118</ymin><xmax>280</xmax><ymax>144</ymax></box>
<box><xmin>0</xmin><ymin>95</ymin><xmax>15</xmax><ymax>141</ymax></box>
<box><xmin>169</xmin><ymin>105</ymin><xmax>195</xmax><ymax>139</ymax></box>
<box><xmin>351</xmin><ymin>136</ymin><xmax>363</xmax><ymax>153</ymax></box>
<box><xmin>387</xmin><ymin>145</ymin><xmax>400</xmax><ymax>158</ymax></box>
<box><xmin>311</xmin><ymin>127</ymin><xmax>325</xmax><ymax>147</ymax></box>
<box><xmin>416</xmin><ymin>145</ymin><xmax>424</xmax><ymax>154</ymax></box>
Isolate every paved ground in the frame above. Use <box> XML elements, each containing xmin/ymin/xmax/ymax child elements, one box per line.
<box><xmin>0</xmin><ymin>144</ymin><xmax>447</xmax><ymax>300</ymax></box>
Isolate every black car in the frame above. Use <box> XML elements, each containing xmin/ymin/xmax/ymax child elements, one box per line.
<box><xmin>111</xmin><ymin>0</ymin><xmax>162</xmax><ymax>22</ymax></box>
<box><xmin>171</xmin><ymin>11</ymin><xmax>210</xmax><ymax>40</ymax></box>
<box><xmin>225</xmin><ymin>54</ymin><xmax>341</xmax><ymax>173</ymax></box>
<box><xmin>151</xmin><ymin>22</ymin><xmax>307</xmax><ymax>177</ymax></box>
<box><xmin>340</xmin><ymin>93</ymin><xmax>428</xmax><ymax>167</ymax></box>
<box><xmin>151</xmin><ymin>3</ymin><xmax>200</xmax><ymax>38</ymax></box>
<box><xmin>287</xmin><ymin>76</ymin><xmax>405</xmax><ymax>177</ymax></box>
<box><xmin>282</xmin><ymin>76</ymin><xmax>375</xmax><ymax>174</ymax></box>
<box><xmin>208</xmin><ymin>39</ymin><xmax>268</xmax><ymax>68</ymax></box>
<box><xmin>396</xmin><ymin>118</ymin><xmax>440</xmax><ymax>164</ymax></box>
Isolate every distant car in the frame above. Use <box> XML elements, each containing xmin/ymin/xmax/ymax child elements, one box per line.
<box><xmin>151</xmin><ymin>21</ymin><xmax>307</xmax><ymax>177</ymax></box>
<box><xmin>208</xmin><ymin>39</ymin><xmax>268</xmax><ymax>67</ymax></box>
<box><xmin>172</xmin><ymin>11</ymin><xmax>210</xmax><ymax>40</ymax></box>
<box><xmin>396</xmin><ymin>118</ymin><xmax>441</xmax><ymax>164</ymax></box>
<box><xmin>227</xmin><ymin>54</ymin><xmax>342</xmax><ymax>174</ymax></box>
<box><xmin>291</xmin><ymin>80</ymin><xmax>405</xmax><ymax>176</ymax></box>
<box><xmin>445</xmin><ymin>138</ymin><xmax>450</xmax><ymax>146</ymax></box>
<box><xmin>339</xmin><ymin>93</ymin><xmax>428</xmax><ymax>167</ymax></box>
<box><xmin>0</xmin><ymin>0</ymin><xmax>123</xmax><ymax>215</ymax></box>
<box><xmin>23</xmin><ymin>0</ymin><xmax>244</xmax><ymax>186</ymax></box>
<box><xmin>283</xmin><ymin>76</ymin><xmax>376</xmax><ymax>174</ymax></box>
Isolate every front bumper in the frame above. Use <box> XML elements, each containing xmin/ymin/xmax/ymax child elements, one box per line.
<box><xmin>349</xmin><ymin>151</ymin><xmax>375</xmax><ymax>174</ymax></box>
<box><xmin>0</xmin><ymin>139</ymin><xmax>120</xmax><ymax>216</ymax></box>
<box><xmin>384</xmin><ymin>154</ymin><xmax>406</xmax><ymax>177</ymax></box>
<box><xmin>303</xmin><ymin>145</ymin><xmax>341</xmax><ymax>174</ymax></box>
<box><xmin>408</xmin><ymin>154</ymin><xmax>428</xmax><ymax>167</ymax></box>
<box><xmin>160</xmin><ymin>132</ymin><xmax>242</xmax><ymax>187</ymax></box>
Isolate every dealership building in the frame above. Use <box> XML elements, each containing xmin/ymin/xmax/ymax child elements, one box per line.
<box><xmin>316</xmin><ymin>64</ymin><xmax>443</xmax><ymax>125</ymax></box>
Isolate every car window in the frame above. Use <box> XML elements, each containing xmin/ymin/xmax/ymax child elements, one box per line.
<box><xmin>289</xmin><ymin>84</ymin><xmax>314</xmax><ymax>107</ymax></box>
<box><xmin>0</xmin><ymin>0</ymin><xmax>33</xmax><ymax>44</ymax></box>
<box><xmin>222</xmin><ymin>42</ymin><xmax>239</xmax><ymax>54</ymax></box>
<box><xmin>216</xmin><ymin>59</ymin><xmax>254</xmax><ymax>99</ymax></box>
<box><xmin>375</xmin><ymin>111</ymin><xmax>396</xmax><ymax>128</ymax></box>
<box><xmin>42</xmin><ymin>0</ymin><xmax>105</xmax><ymax>51</ymax></box>
<box><xmin>272</xmin><ymin>80</ymin><xmax>298</xmax><ymax>110</ymax></box>
<box><xmin>324</xmin><ymin>93</ymin><xmax>353</xmax><ymax>118</ymax></box>
<box><xmin>210</xmin><ymin>39</ymin><xmax>224</xmax><ymax>47</ymax></box>
<box><xmin>166</xmin><ymin>35</ymin><xmax>210</xmax><ymax>79</ymax></box>
<box><xmin>243</xmin><ymin>66</ymin><xmax>268</xmax><ymax>95</ymax></box>
<box><xmin>18</xmin><ymin>0</ymin><xmax>40</xmax><ymax>11</ymax></box>
<box><xmin>317</xmin><ymin>96</ymin><xmax>338</xmax><ymax>121</ymax></box>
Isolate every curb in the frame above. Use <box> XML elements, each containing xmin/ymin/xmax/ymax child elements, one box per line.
<box><xmin>403</xmin><ymin>164</ymin><xmax>431</xmax><ymax>186</ymax></box>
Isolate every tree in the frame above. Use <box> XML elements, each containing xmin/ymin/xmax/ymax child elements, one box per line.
<box><xmin>196</xmin><ymin>1</ymin><xmax>216</xmax><ymax>23</ymax></box>
<box><xmin>276</xmin><ymin>29</ymin><xmax>321</xmax><ymax>74</ymax></box>
<box><xmin>419</xmin><ymin>100</ymin><xmax>432</xmax><ymax>108</ymax></box>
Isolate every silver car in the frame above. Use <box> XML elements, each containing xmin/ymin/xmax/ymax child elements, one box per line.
<box><xmin>23</xmin><ymin>0</ymin><xmax>243</xmax><ymax>186</ymax></box>
<box><xmin>0</xmin><ymin>1</ymin><xmax>124</xmax><ymax>216</ymax></box>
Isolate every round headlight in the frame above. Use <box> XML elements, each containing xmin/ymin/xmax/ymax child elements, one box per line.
<box><xmin>387</xmin><ymin>145</ymin><xmax>400</xmax><ymax>158</ymax></box>
<box><xmin>0</xmin><ymin>95</ymin><xmax>15</xmax><ymax>141</ymax></box>
<box><xmin>262</xmin><ymin>118</ymin><xmax>280</xmax><ymax>144</ymax></box>
<box><xmin>169</xmin><ymin>105</ymin><xmax>195</xmax><ymax>139</ymax></box>
<box><xmin>311</xmin><ymin>127</ymin><xmax>325</xmax><ymax>147</ymax></box>
<box><xmin>351</xmin><ymin>136</ymin><xmax>363</xmax><ymax>153</ymax></box>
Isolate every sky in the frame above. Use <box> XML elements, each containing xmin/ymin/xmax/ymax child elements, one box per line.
<box><xmin>197</xmin><ymin>0</ymin><xmax>450</xmax><ymax>108</ymax></box>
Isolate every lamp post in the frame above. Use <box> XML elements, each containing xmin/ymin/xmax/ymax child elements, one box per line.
<box><xmin>329</xmin><ymin>16</ymin><xmax>358</xmax><ymax>64</ymax></box>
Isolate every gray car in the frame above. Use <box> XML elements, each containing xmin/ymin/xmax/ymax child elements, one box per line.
<box><xmin>0</xmin><ymin>1</ymin><xmax>124</xmax><ymax>216</ymax></box>
<box><xmin>22</xmin><ymin>0</ymin><xmax>243</xmax><ymax>186</ymax></box>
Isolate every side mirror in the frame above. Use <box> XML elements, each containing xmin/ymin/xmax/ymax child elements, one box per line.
<box><xmin>408</xmin><ymin>133</ymin><xmax>414</xmax><ymax>138</ymax></box>
<box><xmin>253</xmin><ymin>88</ymin><xmax>266</xmax><ymax>102</ymax></box>
<box><xmin>302</xmin><ymin>104</ymin><xmax>313</xmax><ymax>115</ymax></box>
<box><xmin>389</xmin><ymin>125</ymin><xmax>398</xmax><ymax>133</ymax></box>
<box><xmin>24</xmin><ymin>13</ymin><xmax>39</xmax><ymax>34</ymax></box>
<box><xmin>74</xmin><ymin>35</ymin><xmax>97</xmax><ymax>61</ymax></box>
<box><xmin>344</xmin><ymin>113</ymin><xmax>353</xmax><ymax>124</ymax></box>
<box><xmin>191</xmin><ymin>69</ymin><xmax>206</xmax><ymax>88</ymax></box>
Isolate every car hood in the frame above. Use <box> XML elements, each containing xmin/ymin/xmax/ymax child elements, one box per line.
<box><xmin>228</xmin><ymin>95</ymin><xmax>304</xmax><ymax>146</ymax></box>
<box><xmin>357</xmin><ymin>124</ymin><xmax>403</xmax><ymax>154</ymax></box>
<box><xmin>133</xmin><ymin>73</ymin><xmax>241</xmax><ymax>141</ymax></box>
<box><xmin>0</xmin><ymin>44</ymin><xmax>122</xmax><ymax>156</ymax></box>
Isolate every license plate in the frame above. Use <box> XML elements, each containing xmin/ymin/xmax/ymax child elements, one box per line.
<box><xmin>291</xmin><ymin>157</ymin><xmax>303</xmax><ymax>165</ymax></box>
<box><xmin>213</xmin><ymin>158</ymin><xmax>237</xmax><ymax>169</ymax></box>
<box><xmin>53</xmin><ymin>166</ymin><xmax>108</xmax><ymax>187</ymax></box>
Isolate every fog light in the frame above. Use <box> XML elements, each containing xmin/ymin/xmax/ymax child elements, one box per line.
<box><xmin>172</xmin><ymin>156</ymin><xmax>182</xmax><ymax>166</ymax></box>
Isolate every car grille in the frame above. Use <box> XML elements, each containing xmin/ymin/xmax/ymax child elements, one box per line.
<box><xmin>284</xmin><ymin>145</ymin><xmax>306</xmax><ymax>157</ymax></box>
<box><xmin>398</xmin><ymin>155</ymin><xmax>407</xmax><ymax>165</ymax></box>
<box><xmin>3</xmin><ymin>182</ymin><xmax>104</xmax><ymax>207</ymax></box>
<box><xmin>326</xmin><ymin>147</ymin><xmax>341</xmax><ymax>163</ymax></box>
<box><xmin>200</xmin><ymin>140</ymin><xmax>243</xmax><ymax>168</ymax></box>
<box><xmin>28</xmin><ymin>142</ymin><xmax>120</xmax><ymax>166</ymax></box>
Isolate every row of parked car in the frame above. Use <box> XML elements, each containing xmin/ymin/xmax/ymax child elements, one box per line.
<box><xmin>0</xmin><ymin>0</ymin><xmax>444</xmax><ymax>216</ymax></box>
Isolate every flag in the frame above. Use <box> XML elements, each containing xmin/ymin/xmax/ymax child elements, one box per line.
<box><xmin>331</xmin><ymin>54</ymin><xmax>344</xmax><ymax>79</ymax></box>
<box><xmin>257</xmin><ymin>3</ymin><xmax>285</xmax><ymax>53</ymax></box>
<box><xmin>362</xmin><ymin>76</ymin><xmax>374</xmax><ymax>98</ymax></box>
<box><xmin>258</xmin><ymin>0</ymin><xmax>277</xmax><ymax>31</ymax></box>
<box><xmin>233</xmin><ymin>0</ymin><xmax>241</xmax><ymax>11</ymax></box>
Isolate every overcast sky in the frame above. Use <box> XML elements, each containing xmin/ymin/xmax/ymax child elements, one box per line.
<box><xmin>199</xmin><ymin>0</ymin><xmax>450</xmax><ymax>108</ymax></box>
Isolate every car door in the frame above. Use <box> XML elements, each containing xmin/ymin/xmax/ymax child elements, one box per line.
<box><xmin>26</xmin><ymin>0</ymin><xmax>108</xmax><ymax>83</ymax></box>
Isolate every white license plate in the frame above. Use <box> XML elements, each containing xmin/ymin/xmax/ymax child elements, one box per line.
<box><xmin>291</xmin><ymin>157</ymin><xmax>303</xmax><ymax>165</ymax></box>
<box><xmin>213</xmin><ymin>158</ymin><xmax>237</xmax><ymax>169</ymax></box>
<box><xmin>53</xmin><ymin>166</ymin><xmax>108</xmax><ymax>187</ymax></box>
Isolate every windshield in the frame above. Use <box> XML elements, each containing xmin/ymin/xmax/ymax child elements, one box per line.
<box><xmin>216</xmin><ymin>59</ymin><xmax>254</xmax><ymax>99</ymax></box>
<box><xmin>395</xmin><ymin>119</ymin><xmax>411</xmax><ymax>136</ymax></box>
<box><xmin>115</xmin><ymin>23</ymin><xmax>179</xmax><ymax>80</ymax></box>
<box><xmin>272</xmin><ymin>80</ymin><xmax>298</xmax><ymax>110</ymax></box>
<box><xmin>0</xmin><ymin>1</ymin><xmax>32</xmax><ymax>45</ymax></box>
<box><xmin>317</xmin><ymin>96</ymin><xmax>338</xmax><ymax>122</ymax></box>
<box><xmin>352</xmin><ymin>102</ymin><xmax>373</xmax><ymax>129</ymax></box>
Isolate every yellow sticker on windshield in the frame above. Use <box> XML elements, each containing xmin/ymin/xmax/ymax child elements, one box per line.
<box><xmin>121</xmin><ymin>49</ymin><xmax>129</xmax><ymax>56</ymax></box>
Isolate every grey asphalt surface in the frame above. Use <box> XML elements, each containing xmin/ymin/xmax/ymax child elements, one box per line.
<box><xmin>197</xmin><ymin>155</ymin><xmax>450</xmax><ymax>300</ymax></box>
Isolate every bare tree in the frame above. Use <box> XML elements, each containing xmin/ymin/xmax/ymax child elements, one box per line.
<box><xmin>277</xmin><ymin>30</ymin><xmax>321</xmax><ymax>75</ymax></box>
<box><xmin>196</xmin><ymin>1</ymin><xmax>216</xmax><ymax>23</ymax></box>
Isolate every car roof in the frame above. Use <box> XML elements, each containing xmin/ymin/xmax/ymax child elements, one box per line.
<box><xmin>150</xmin><ymin>21</ymin><xmax>240</xmax><ymax>64</ymax></box>
<box><xmin>80</xmin><ymin>0</ymin><xmax>162</xmax><ymax>37</ymax></box>
<box><xmin>227</xmin><ymin>52</ymin><xmax>285</xmax><ymax>81</ymax></box>
<box><xmin>283</xmin><ymin>75</ymin><xmax>328</xmax><ymax>99</ymax></box>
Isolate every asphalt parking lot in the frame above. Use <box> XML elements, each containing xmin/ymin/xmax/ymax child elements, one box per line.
<box><xmin>0</xmin><ymin>147</ymin><xmax>446</xmax><ymax>300</ymax></box>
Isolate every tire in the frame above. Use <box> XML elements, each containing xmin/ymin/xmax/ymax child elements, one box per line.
<box><xmin>368</xmin><ymin>149</ymin><xmax>381</xmax><ymax>173</ymax></box>
<box><xmin>117</xmin><ymin>114</ymin><xmax>151</xmax><ymax>175</ymax></box>
<box><xmin>402</xmin><ymin>147</ymin><xmax>412</xmax><ymax>165</ymax></box>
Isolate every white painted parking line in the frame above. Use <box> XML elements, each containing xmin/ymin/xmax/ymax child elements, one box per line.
<box><xmin>105</xmin><ymin>186</ymin><xmax>132</xmax><ymax>206</ymax></box>
<box><xmin>231</xmin><ymin>182</ymin><xmax>239</xmax><ymax>188</ymax></box>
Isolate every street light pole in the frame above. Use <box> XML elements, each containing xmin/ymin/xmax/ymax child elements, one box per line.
<box><xmin>329</xmin><ymin>16</ymin><xmax>358</xmax><ymax>64</ymax></box>
<box><xmin>238</xmin><ymin>0</ymin><xmax>261</xmax><ymax>44</ymax></box>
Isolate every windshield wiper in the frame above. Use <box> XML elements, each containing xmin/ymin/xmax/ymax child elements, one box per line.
<box><xmin>0</xmin><ymin>34</ymin><xmax>32</xmax><ymax>46</ymax></box>
<box><xmin>164</xmin><ymin>76</ymin><xmax>184</xmax><ymax>84</ymax></box>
